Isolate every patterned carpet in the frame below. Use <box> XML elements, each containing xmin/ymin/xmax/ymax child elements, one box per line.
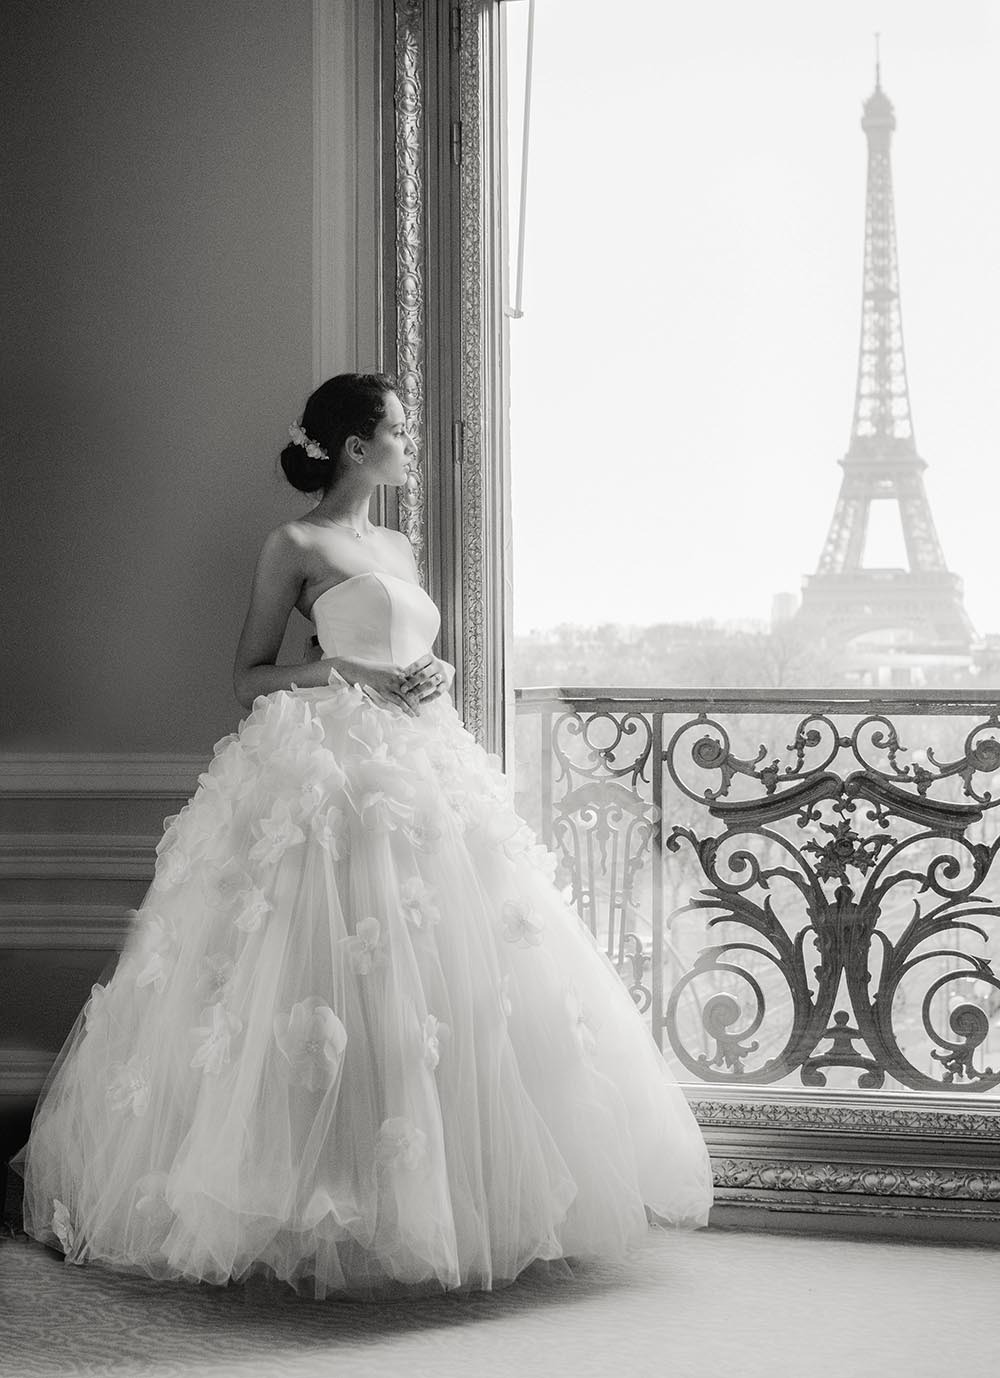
<box><xmin>3</xmin><ymin>1225</ymin><xmax>999</xmax><ymax>1378</ymax></box>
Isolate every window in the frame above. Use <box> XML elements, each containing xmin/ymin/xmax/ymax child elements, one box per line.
<box><xmin>496</xmin><ymin>0</ymin><xmax>1000</xmax><ymax>1217</ymax></box>
<box><xmin>503</xmin><ymin>0</ymin><xmax>1000</xmax><ymax>693</ymax></box>
<box><xmin>381</xmin><ymin>0</ymin><xmax>1000</xmax><ymax>1224</ymax></box>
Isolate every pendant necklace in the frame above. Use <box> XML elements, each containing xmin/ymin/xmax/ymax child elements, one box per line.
<box><xmin>329</xmin><ymin>518</ymin><xmax>364</xmax><ymax>540</ymax></box>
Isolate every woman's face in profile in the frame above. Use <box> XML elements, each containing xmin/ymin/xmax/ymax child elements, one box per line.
<box><xmin>362</xmin><ymin>392</ymin><xmax>414</xmax><ymax>485</ymax></box>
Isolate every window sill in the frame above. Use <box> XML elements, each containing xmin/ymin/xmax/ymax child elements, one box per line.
<box><xmin>686</xmin><ymin>1085</ymin><xmax>1000</xmax><ymax>1234</ymax></box>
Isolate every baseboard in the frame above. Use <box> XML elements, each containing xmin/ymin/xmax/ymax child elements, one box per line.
<box><xmin>709</xmin><ymin>1199</ymin><xmax>1000</xmax><ymax>1245</ymax></box>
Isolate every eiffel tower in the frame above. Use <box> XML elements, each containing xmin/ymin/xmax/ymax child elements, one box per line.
<box><xmin>798</xmin><ymin>59</ymin><xmax>973</xmax><ymax>664</ymax></box>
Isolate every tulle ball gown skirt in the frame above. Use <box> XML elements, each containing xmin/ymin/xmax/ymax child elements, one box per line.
<box><xmin>19</xmin><ymin>685</ymin><xmax>713</xmax><ymax>1299</ymax></box>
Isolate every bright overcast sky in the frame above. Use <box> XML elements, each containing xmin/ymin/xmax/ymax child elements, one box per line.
<box><xmin>505</xmin><ymin>0</ymin><xmax>1000</xmax><ymax>635</ymax></box>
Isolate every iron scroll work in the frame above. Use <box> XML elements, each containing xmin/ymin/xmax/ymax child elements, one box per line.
<box><xmin>516</xmin><ymin>693</ymin><xmax>1000</xmax><ymax>1095</ymax></box>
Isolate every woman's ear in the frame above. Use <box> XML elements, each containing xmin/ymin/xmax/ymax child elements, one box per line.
<box><xmin>345</xmin><ymin>435</ymin><xmax>365</xmax><ymax>465</ymax></box>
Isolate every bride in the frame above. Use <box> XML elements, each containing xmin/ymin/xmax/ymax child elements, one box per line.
<box><xmin>17</xmin><ymin>373</ymin><xmax>713</xmax><ymax>1299</ymax></box>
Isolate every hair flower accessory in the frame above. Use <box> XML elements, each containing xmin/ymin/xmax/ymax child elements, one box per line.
<box><xmin>288</xmin><ymin>423</ymin><xmax>329</xmax><ymax>462</ymax></box>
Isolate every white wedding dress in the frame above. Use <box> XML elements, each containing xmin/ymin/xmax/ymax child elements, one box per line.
<box><xmin>19</xmin><ymin>571</ymin><xmax>713</xmax><ymax>1298</ymax></box>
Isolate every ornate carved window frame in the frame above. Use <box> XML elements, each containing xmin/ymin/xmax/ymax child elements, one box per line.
<box><xmin>377</xmin><ymin>0</ymin><xmax>1000</xmax><ymax>1234</ymax></box>
<box><xmin>379</xmin><ymin>0</ymin><xmax>508</xmax><ymax>755</ymax></box>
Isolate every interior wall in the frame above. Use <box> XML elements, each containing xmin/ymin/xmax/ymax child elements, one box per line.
<box><xmin>0</xmin><ymin>0</ymin><xmax>382</xmax><ymax>1153</ymax></box>
<box><xmin>0</xmin><ymin>0</ymin><xmax>324</xmax><ymax>755</ymax></box>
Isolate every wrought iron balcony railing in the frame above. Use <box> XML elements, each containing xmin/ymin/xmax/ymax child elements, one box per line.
<box><xmin>513</xmin><ymin>688</ymin><xmax>1000</xmax><ymax>1097</ymax></box>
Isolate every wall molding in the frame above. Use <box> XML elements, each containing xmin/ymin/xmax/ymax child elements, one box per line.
<box><xmin>0</xmin><ymin>836</ymin><xmax>157</xmax><ymax>882</ymax></box>
<box><xmin>0</xmin><ymin>1049</ymin><xmax>55</xmax><ymax>1100</ymax></box>
<box><xmin>0</xmin><ymin>754</ymin><xmax>203</xmax><ymax>798</ymax></box>
<box><xmin>313</xmin><ymin>0</ymin><xmax>354</xmax><ymax>382</ymax></box>
<box><xmin>0</xmin><ymin>904</ymin><xmax>132</xmax><ymax>949</ymax></box>
<box><xmin>313</xmin><ymin>0</ymin><xmax>382</xmax><ymax>384</ymax></box>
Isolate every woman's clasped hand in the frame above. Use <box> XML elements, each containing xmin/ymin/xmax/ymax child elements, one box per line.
<box><xmin>331</xmin><ymin>652</ymin><xmax>448</xmax><ymax>715</ymax></box>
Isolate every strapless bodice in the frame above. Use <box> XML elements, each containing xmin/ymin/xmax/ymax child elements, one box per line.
<box><xmin>310</xmin><ymin>571</ymin><xmax>440</xmax><ymax>668</ymax></box>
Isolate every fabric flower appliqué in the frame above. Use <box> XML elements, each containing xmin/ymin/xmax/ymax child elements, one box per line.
<box><xmin>207</xmin><ymin>862</ymin><xmax>268</xmax><ymax>933</ymax></box>
<box><xmin>420</xmin><ymin>1014</ymin><xmax>449</xmax><ymax>1070</ymax></box>
<box><xmin>340</xmin><ymin>916</ymin><xmax>382</xmax><ymax>975</ymax></box>
<box><xmin>195</xmin><ymin>952</ymin><xmax>236</xmax><ymax>1003</ymax></box>
<box><xmin>152</xmin><ymin>834</ymin><xmax>191</xmax><ymax>893</ymax></box>
<box><xmin>232</xmin><ymin>884</ymin><xmax>272</xmax><ymax>934</ymax></box>
<box><xmin>404</xmin><ymin>815</ymin><xmax>443</xmax><ymax>854</ymax></box>
<box><xmin>299</xmin><ymin>779</ymin><xmax>326</xmax><ymax>817</ymax></box>
<box><xmin>376</xmin><ymin>1118</ymin><xmax>427</xmax><ymax>1172</ymax></box>
<box><xmin>248</xmin><ymin>800</ymin><xmax>305</xmax><ymax>868</ymax></box>
<box><xmin>297</xmin><ymin>747</ymin><xmax>347</xmax><ymax>804</ymax></box>
<box><xmin>274</xmin><ymin>998</ymin><xmax>348</xmax><ymax>1092</ymax></box>
<box><xmin>190</xmin><ymin>762</ymin><xmax>243</xmax><ymax>838</ymax></box>
<box><xmin>533</xmin><ymin>849</ymin><xmax>560</xmax><ymax>884</ymax></box>
<box><xmin>358</xmin><ymin>789</ymin><xmax>412</xmax><ymax>834</ymax></box>
<box><xmin>107</xmin><ymin>1056</ymin><xmax>151</xmax><ymax>1118</ymax></box>
<box><xmin>501</xmin><ymin>898</ymin><xmax>544</xmax><ymax>948</ymax></box>
<box><xmin>134</xmin><ymin>913</ymin><xmax>176</xmax><ymax>993</ymax></box>
<box><xmin>355</xmin><ymin>744</ymin><xmax>415</xmax><ymax>833</ymax></box>
<box><xmin>400</xmin><ymin>877</ymin><xmax>441</xmax><ymax>930</ymax></box>
<box><xmin>51</xmin><ymin>1199</ymin><xmax>76</xmax><ymax>1254</ymax></box>
<box><xmin>190</xmin><ymin>1003</ymin><xmax>242</xmax><ymax>1077</ymax></box>
<box><xmin>324</xmin><ymin>683</ymin><xmax>369</xmax><ymax>720</ymax></box>
<box><xmin>442</xmin><ymin>785</ymin><xmax>478</xmax><ymax>832</ymax></box>
<box><xmin>564</xmin><ymin>985</ymin><xmax>600</xmax><ymax>1057</ymax></box>
<box><xmin>134</xmin><ymin>1173</ymin><xmax>174</xmax><ymax>1232</ymax></box>
<box><xmin>83</xmin><ymin>982</ymin><xmax>111</xmax><ymax>1033</ymax></box>
<box><xmin>311</xmin><ymin>804</ymin><xmax>350</xmax><ymax>860</ymax></box>
<box><xmin>210</xmin><ymin>860</ymin><xmax>252</xmax><ymax>903</ymax></box>
<box><xmin>51</xmin><ymin>1198</ymin><xmax>76</xmax><ymax>1254</ymax></box>
<box><xmin>504</xmin><ymin>826</ymin><xmax>559</xmax><ymax>881</ymax></box>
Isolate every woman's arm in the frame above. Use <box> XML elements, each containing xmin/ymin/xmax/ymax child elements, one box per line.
<box><xmin>232</xmin><ymin>526</ymin><xmax>336</xmax><ymax>708</ymax></box>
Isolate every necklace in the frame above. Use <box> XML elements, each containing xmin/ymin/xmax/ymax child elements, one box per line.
<box><xmin>328</xmin><ymin>518</ymin><xmax>367</xmax><ymax>541</ymax></box>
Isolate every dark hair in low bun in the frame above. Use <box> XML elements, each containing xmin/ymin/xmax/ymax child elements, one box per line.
<box><xmin>278</xmin><ymin>442</ymin><xmax>332</xmax><ymax>496</ymax></box>
<box><xmin>280</xmin><ymin>372</ymin><xmax>397</xmax><ymax>495</ymax></box>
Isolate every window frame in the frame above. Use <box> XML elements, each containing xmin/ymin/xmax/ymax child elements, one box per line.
<box><xmin>374</xmin><ymin>0</ymin><xmax>1000</xmax><ymax>1235</ymax></box>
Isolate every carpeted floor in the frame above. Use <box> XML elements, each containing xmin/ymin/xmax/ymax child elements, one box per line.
<box><xmin>2</xmin><ymin>1225</ymin><xmax>997</xmax><ymax>1378</ymax></box>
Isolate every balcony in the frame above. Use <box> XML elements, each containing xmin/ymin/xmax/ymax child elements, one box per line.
<box><xmin>513</xmin><ymin>687</ymin><xmax>1000</xmax><ymax>1230</ymax></box>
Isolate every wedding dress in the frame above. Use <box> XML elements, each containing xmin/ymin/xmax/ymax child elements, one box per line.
<box><xmin>19</xmin><ymin>570</ymin><xmax>713</xmax><ymax>1298</ymax></box>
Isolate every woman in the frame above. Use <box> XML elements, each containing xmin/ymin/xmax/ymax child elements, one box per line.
<box><xmin>18</xmin><ymin>373</ymin><xmax>713</xmax><ymax>1299</ymax></box>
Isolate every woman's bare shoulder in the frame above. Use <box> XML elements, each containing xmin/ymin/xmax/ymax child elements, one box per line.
<box><xmin>250</xmin><ymin>521</ymin><xmax>322</xmax><ymax>581</ymax></box>
<box><xmin>380</xmin><ymin>525</ymin><xmax>411</xmax><ymax>547</ymax></box>
<box><xmin>258</xmin><ymin>518</ymin><xmax>331</xmax><ymax>564</ymax></box>
<box><xmin>273</xmin><ymin>516</ymin><xmax>325</xmax><ymax>548</ymax></box>
<box><xmin>379</xmin><ymin>526</ymin><xmax>418</xmax><ymax>564</ymax></box>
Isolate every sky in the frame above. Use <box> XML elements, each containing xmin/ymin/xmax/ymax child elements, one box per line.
<box><xmin>504</xmin><ymin>0</ymin><xmax>1000</xmax><ymax>635</ymax></box>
